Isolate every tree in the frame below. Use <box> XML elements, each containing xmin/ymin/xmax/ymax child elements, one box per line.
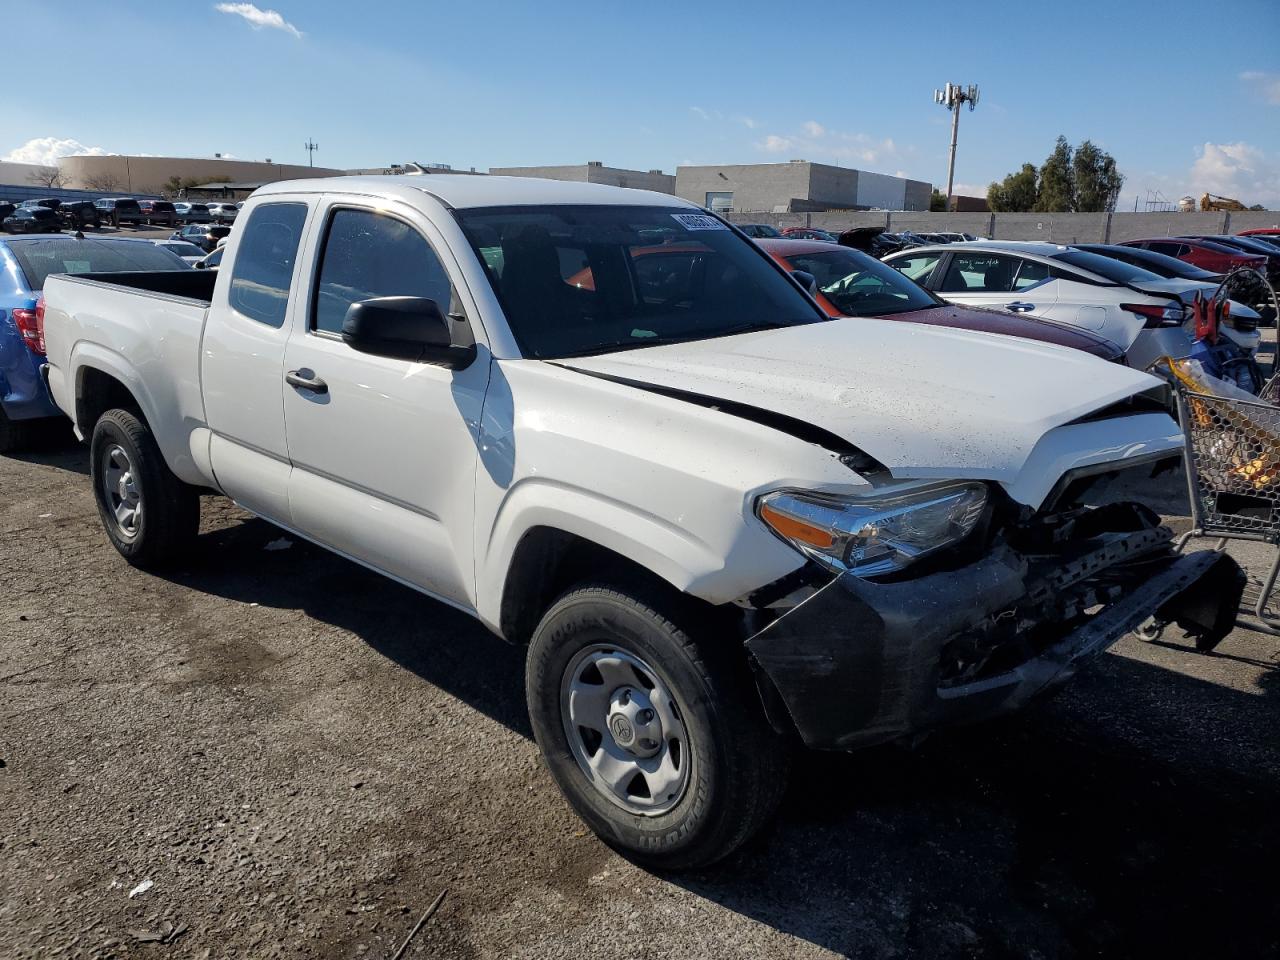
<box><xmin>26</xmin><ymin>166</ymin><xmax>67</xmax><ymax>188</ymax></box>
<box><xmin>987</xmin><ymin>163</ymin><xmax>1039</xmax><ymax>212</ymax></box>
<box><xmin>929</xmin><ymin>190</ymin><xmax>948</xmax><ymax>212</ymax></box>
<box><xmin>1034</xmin><ymin>136</ymin><xmax>1075</xmax><ymax>212</ymax></box>
<box><xmin>1072</xmin><ymin>140</ymin><xmax>1124</xmax><ymax>212</ymax></box>
<box><xmin>83</xmin><ymin>172</ymin><xmax>121</xmax><ymax>192</ymax></box>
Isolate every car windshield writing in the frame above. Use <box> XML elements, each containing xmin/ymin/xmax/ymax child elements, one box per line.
<box><xmin>456</xmin><ymin>205</ymin><xmax>822</xmax><ymax>358</ymax></box>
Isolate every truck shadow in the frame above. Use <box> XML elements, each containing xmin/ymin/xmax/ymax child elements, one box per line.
<box><xmin>162</xmin><ymin>513</ymin><xmax>1278</xmax><ymax>960</ymax></box>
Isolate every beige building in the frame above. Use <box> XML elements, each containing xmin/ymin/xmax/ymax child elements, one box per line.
<box><xmin>489</xmin><ymin>161</ymin><xmax>675</xmax><ymax>194</ymax></box>
<box><xmin>58</xmin><ymin>154</ymin><xmax>343</xmax><ymax>194</ymax></box>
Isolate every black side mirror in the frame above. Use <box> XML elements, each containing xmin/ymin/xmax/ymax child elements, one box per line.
<box><xmin>342</xmin><ymin>296</ymin><xmax>475</xmax><ymax>369</ymax></box>
<box><xmin>791</xmin><ymin>270</ymin><xmax>818</xmax><ymax>295</ymax></box>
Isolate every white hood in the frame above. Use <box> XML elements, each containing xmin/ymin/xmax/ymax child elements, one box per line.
<box><xmin>562</xmin><ymin>319</ymin><xmax>1181</xmax><ymax>505</ymax></box>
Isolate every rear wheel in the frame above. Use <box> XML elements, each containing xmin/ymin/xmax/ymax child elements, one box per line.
<box><xmin>90</xmin><ymin>409</ymin><xmax>198</xmax><ymax>568</ymax></box>
<box><xmin>526</xmin><ymin>584</ymin><xmax>789</xmax><ymax>869</ymax></box>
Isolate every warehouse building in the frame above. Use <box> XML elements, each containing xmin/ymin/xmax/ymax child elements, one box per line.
<box><xmin>56</xmin><ymin>154</ymin><xmax>344</xmax><ymax>194</ymax></box>
<box><xmin>675</xmin><ymin>160</ymin><xmax>931</xmax><ymax>213</ymax></box>
<box><xmin>488</xmin><ymin>161</ymin><xmax>674</xmax><ymax>194</ymax></box>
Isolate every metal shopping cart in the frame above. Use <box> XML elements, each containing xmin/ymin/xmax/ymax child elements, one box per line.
<box><xmin>1141</xmin><ymin>367</ymin><xmax>1280</xmax><ymax>641</ymax></box>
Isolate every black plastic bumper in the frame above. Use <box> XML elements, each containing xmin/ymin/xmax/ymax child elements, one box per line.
<box><xmin>745</xmin><ymin>547</ymin><xmax>1242</xmax><ymax>750</ymax></box>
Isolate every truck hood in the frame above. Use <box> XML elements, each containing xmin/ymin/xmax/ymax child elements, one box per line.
<box><xmin>560</xmin><ymin>318</ymin><xmax>1177</xmax><ymax>503</ymax></box>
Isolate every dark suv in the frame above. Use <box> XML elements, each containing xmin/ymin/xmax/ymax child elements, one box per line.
<box><xmin>138</xmin><ymin>200</ymin><xmax>177</xmax><ymax>227</ymax></box>
<box><xmin>59</xmin><ymin>200</ymin><xmax>102</xmax><ymax>229</ymax></box>
<box><xmin>3</xmin><ymin>206</ymin><xmax>61</xmax><ymax>234</ymax></box>
<box><xmin>93</xmin><ymin>197</ymin><xmax>144</xmax><ymax>227</ymax></box>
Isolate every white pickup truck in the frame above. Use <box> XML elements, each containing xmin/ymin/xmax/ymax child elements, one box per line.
<box><xmin>40</xmin><ymin>176</ymin><xmax>1240</xmax><ymax>868</ymax></box>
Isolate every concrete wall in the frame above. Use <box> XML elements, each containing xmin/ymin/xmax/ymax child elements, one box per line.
<box><xmin>57</xmin><ymin>155</ymin><xmax>343</xmax><ymax>194</ymax></box>
<box><xmin>490</xmin><ymin>163</ymin><xmax>675</xmax><ymax>194</ymax></box>
<box><xmin>852</xmin><ymin>171</ymin><xmax>902</xmax><ymax>210</ymax></box>
<box><xmin>725</xmin><ymin>209</ymin><xmax>1280</xmax><ymax>240</ymax></box>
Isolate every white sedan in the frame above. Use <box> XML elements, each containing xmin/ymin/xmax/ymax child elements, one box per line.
<box><xmin>884</xmin><ymin>240</ymin><xmax>1260</xmax><ymax>370</ymax></box>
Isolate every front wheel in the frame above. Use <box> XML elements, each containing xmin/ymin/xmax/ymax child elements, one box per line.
<box><xmin>526</xmin><ymin>584</ymin><xmax>789</xmax><ymax>869</ymax></box>
<box><xmin>90</xmin><ymin>409</ymin><xmax>199</xmax><ymax>568</ymax></box>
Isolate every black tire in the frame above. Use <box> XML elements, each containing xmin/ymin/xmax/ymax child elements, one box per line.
<box><xmin>526</xmin><ymin>583</ymin><xmax>789</xmax><ymax>870</ymax></box>
<box><xmin>89</xmin><ymin>408</ymin><xmax>199</xmax><ymax>568</ymax></box>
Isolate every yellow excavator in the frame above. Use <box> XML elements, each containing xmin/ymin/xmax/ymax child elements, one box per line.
<box><xmin>1201</xmin><ymin>192</ymin><xmax>1248</xmax><ymax>212</ymax></box>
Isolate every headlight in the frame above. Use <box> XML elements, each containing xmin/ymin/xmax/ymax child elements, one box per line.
<box><xmin>757</xmin><ymin>483</ymin><xmax>988</xmax><ymax>576</ymax></box>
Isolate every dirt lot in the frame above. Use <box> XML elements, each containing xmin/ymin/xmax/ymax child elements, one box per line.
<box><xmin>2</xmin><ymin>430</ymin><xmax>1278</xmax><ymax>959</ymax></box>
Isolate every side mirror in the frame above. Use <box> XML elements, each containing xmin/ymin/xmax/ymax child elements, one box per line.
<box><xmin>342</xmin><ymin>296</ymin><xmax>475</xmax><ymax>369</ymax></box>
<box><xmin>791</xmin><ymin>270</ymin><xmax>818</xmax><ymax>295</ymax></box>
<box><xmin>195</xmin><ymin>261</ymin><xmax>207</xmax><ymax>269</ymax></box>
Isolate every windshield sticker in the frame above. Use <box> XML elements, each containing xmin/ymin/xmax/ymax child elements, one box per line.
<box><xmin>62</xmin><ymin>261</ymin><xmax>91</xmax><ymax>273</ymax></box>
<box><xmin>671</xmin><ymin>213</ymin><xmax>728</xmax><ymax>231</ymax></box>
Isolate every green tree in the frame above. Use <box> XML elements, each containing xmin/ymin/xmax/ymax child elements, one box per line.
<box><xmin>1072</xmin><ymin>140</ymin><xmax>1125</xmax><ymax>212</ymax></box>
<box><xmin>1034</xmin><ymin>136</ymin><xmax>1075</xmax><ymax>212</ymax></box>
<box><xmin>987</xmin><ymin>163</ymin><xmax>1039</xmax><ymax>212</ymax></box>
<box><xmin>929</xmin><ymin>189</ymin><xmax>947</xmax><ymax>212</ymax></box>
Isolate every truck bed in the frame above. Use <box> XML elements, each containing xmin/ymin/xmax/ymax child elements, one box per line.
<box><xmin>42</xmin><ymin>270</ymin><xmax>217</xmax><ymax>487</ymax></box>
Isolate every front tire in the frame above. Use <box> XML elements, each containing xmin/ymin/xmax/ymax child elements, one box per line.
<box><xmin>90</xmin><ymin>409</ymin><xmax>198</xmax><ymax>568</ymax></box>
<box><xmin>526</xmin><ymin>584</ymin><xmax>789</xmax><ymax>869</ymax></box>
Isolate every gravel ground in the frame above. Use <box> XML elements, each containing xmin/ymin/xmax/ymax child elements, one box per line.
<box><xmin>2</xmin><ymin>425</ymin><xmax>1278</xmax><ymax>958</ymax></box>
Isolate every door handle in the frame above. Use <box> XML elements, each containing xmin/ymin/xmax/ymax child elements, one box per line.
<box><xmin>1005</xmin><ymin>301</ymin><xmax>1036</xmax><ymax>313</ymax></box>
<box><xmin>286</xmin><ymin>369</ymin><xmax>328</xmax><ymax>394</ymax></box>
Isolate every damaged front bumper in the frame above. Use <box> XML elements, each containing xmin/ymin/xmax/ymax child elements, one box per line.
<box><xmin>745</xmin><ymin>507</ymin><xmax>1244</xmax><ymax>750</ymax></box>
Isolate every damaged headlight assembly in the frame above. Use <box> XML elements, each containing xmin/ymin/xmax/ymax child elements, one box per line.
<box><xmin>757</xmin><ymin>483</ymin><xmax>988</xmax><ymax>576</ymax></box>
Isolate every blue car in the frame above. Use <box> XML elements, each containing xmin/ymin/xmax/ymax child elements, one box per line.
<box><xmin>0</xmin><ymin>234</ymin><xmax>190</xmax><ymax>452</ymax></box>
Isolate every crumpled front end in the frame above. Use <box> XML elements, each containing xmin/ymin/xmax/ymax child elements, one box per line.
<box><xmin>745</xmin><ymin>502</ymin><xmax>1244</xmax><ymax>750</ymax></box>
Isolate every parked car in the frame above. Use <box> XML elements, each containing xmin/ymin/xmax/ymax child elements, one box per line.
<box><xmin>734</xmin><ymin>222</ymin><xmax>781</xmax><ymax>238</ymax></box>
<box><xmin>0</xmin><ymin>202</ymin><xmax>18</xmax><ymax>221</ymax></box>
<box><xmin>759</xmin><ymin>238</ymin><xmax>1121</xmax><ymax>359</ymax></box>
<box><xmin>58</xmin><ymin>200</ymin><xmax>102</xmax><ymax>230</ymax></box>
<box><xmin>206</xmin><ymin>202</ymin><xmax>238</xmax><ymax>224</ymax></box>
<box><xmin>138</xmin><ymin>200</ymin><xmax>177</xmax><ymax>227</ymax></box>
<box><xmin>170</xmin><ymin>223</ymin><xmax>231</xmax><ymax>253</ymax></box>
<box><xmin>39</xmin><ymin>175</ymin><xmax>1238</xmax><ymax>868</ymax></box>
<box><xmin>3</xmin><ymin>207</ymin><xmax>61</xmax><ymax>234</ymax></box>
<box><xmin>93</xmin><ymin>198</ymin><xmax>145</xmax><ymax>227</ymax></box>
<box><xmin>173</xmin><ymin>202</ymin><xmax>212</xmax><ymax>224</ymax></box>
<box><xmin>837</xmin><ymin>226</ymin><xmax>905</xmax><ymax>259</ymax></box>
<box><xmin>1178</xmin><ymin>235</ymin><xmax>1280</xmax><ymax>284</ymax></box>
<box><xmin>20</xmin><ymin>198</ymin><xmax>62</xmax><ymax>212</ymax></box>
<box><xmin>148</xmin><ymin>239</ymin><xmax>205</xmax><ymax>265</ymax></box>
<box><xmin>1239</xmin><ymin>228</ymin><xmax>1280</xmax><ymax>237</ymax></box>
<box><xmin>1237</xmin><ymin>233</ymin><xmax>1280</xmax><ymax>252</ymax></box>
<box><xmin>883</xmin><ymin>241</ymin><xmax>1260</xmax><ymax>370</ymax></box>
<box><xmin>1119</xmin><ymin>237</ymin><xmax>1266</xmax><ymax>277</ymax></box>
<box><xmin>0</xmin><ymin>234</ymin><xmax>189</xmax><ymax>451</ymax></box>
<box><xmin>780</xmin><ymin>227</ymin><xmax>838</xmax><ymax>242</ymax></box>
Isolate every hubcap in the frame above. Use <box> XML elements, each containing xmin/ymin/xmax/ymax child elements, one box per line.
<box><xmin>561</xmin><ymin>645</ymin><xmax>691</xmax><ymax>816</ymax></box>
<box><xmin>101</xmin><ymin>443</ymin><xmax>142</xmax><ymax>539</ymax></box>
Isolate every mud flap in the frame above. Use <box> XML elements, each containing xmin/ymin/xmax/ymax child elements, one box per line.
<box><xmin>1153</xmin><ymin>552</ymin><xmax>1247</xmax><ymax>652</ymax></box>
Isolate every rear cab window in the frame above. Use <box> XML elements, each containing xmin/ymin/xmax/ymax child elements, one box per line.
<box><xmin>227</xmin><ymin>202</ymin><xmax>309</xmax><ymax>327</ymax></box>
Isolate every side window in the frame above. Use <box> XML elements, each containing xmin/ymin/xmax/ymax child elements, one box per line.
<box><xmin>227</xmin><ymin>202</ymin><xmax>308</xmax><ymax>328</ymax></box>
<box><xmin>890</xmin><ymin>253</ymin><xmax>941</xmax><ymax>285</ymax></box>
<box><xmin>1013</xmin><ymin>259</ymin><xmax>1050</xmax><ymax>290</ymax></box>
<box><xmin>312</xmin><ymin>208</ymin><xmax>454</xmax><ymax>336</ymax></box>
<box><xmin>939</xmin><ymin>253</ymin><xmax>1017</xmax><ymax>293</ymax></box>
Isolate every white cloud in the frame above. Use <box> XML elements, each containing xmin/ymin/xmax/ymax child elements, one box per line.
<box><xmin>1189</xmin><ymin>141</ymin><xmax>1279</xmax><ymax>208</ymax></box>
<box><xmin>1240</xmin><ymin>71</ymin><xmax>1280</xmax><ymax>105</ymax></box>
<box><xmin>214</xmin><ymin>3</ymin><xmax>302</xmax><ymax>39</ymax></box>
<box><xmin>2</xmin><ymin>137</ymin><xmax>108</xmax><ymax>165</ymax></box>
<box><xmin>736</xmin><ymin>116</ymin><xmax>758</xmax><ymax>130</ymax></box>
<box><xmin>756</xmin><ymin>125</ymin><xmax>906</xmax><ymax>168</ymax></box>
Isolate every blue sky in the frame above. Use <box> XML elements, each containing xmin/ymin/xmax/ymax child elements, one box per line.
<box><xmin>3</xmin><ymin>0</ymin><xmax>1279</xmax><ymax>205</ymax></box>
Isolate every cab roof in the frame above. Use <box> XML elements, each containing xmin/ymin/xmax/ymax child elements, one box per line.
<box><xmin>252</xmin><ymin>174</ymin><xmax>699</xmax><ymax>211</ymax></box>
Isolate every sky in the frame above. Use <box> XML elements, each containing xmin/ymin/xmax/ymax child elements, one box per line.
<box><xmin>3</xmin><ymin>0</ymin><xmax>1279</xmax><ymax>207</ymax></box>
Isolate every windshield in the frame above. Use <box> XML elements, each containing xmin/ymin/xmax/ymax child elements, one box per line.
<box><xmin>455</xmin><ymin>205</ymin><xmax>824</xmax><ymax>358</ymax></box>
<box><xmin>781</xmin><ymin>247</ymin><xmax>937</xmax><ymax>316</ymax></box>
<box><xmin>1052</xmin><ymin>249</ymin><xmax>1164</xmax><ymax>284</ymax></box>
<box><xmin>1077</xmin><ymin>244</ymin><xmax>1217</xmax><ymax>281</ymax></box>
<box><xmin>9</xmin><ymin>238</ymin><xmax>189</xmax><ymax>288</ymax></box>
<box><xmin>162</xmin><ymin>242</ymin><xmax>204</xmax><ymax>257</ymax></box>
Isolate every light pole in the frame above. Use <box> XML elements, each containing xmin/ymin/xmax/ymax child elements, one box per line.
<box><xmin>933</xmin><ymin>83</ymin><xmax>979</xmax><ymax>211</ymax></box>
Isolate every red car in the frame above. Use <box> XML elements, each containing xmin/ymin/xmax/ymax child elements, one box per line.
<box><xmin>1120</xmin><ymin>237</ymin><xmax>1265</xmax><ymax>275</ymax></box>
<box><xmin>757</xmin><ymin>238</ymin><xmax>1121</xmax><ymax>359</ymax></box>
<box><xmin>1240</xmin><ymin>228</ymin><xmax>1280</xmax><ymax>237</ymax></box>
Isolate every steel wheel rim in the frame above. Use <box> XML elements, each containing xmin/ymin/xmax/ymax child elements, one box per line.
<box><xmin>560</xmin><ymin>644</ymin><xmax>692</xmax><ymax>816</ymax></box>
<box><xmin>100</xmin><ymin>443</ymin><xmax>142</xmax><ymax>540</ymax></box>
